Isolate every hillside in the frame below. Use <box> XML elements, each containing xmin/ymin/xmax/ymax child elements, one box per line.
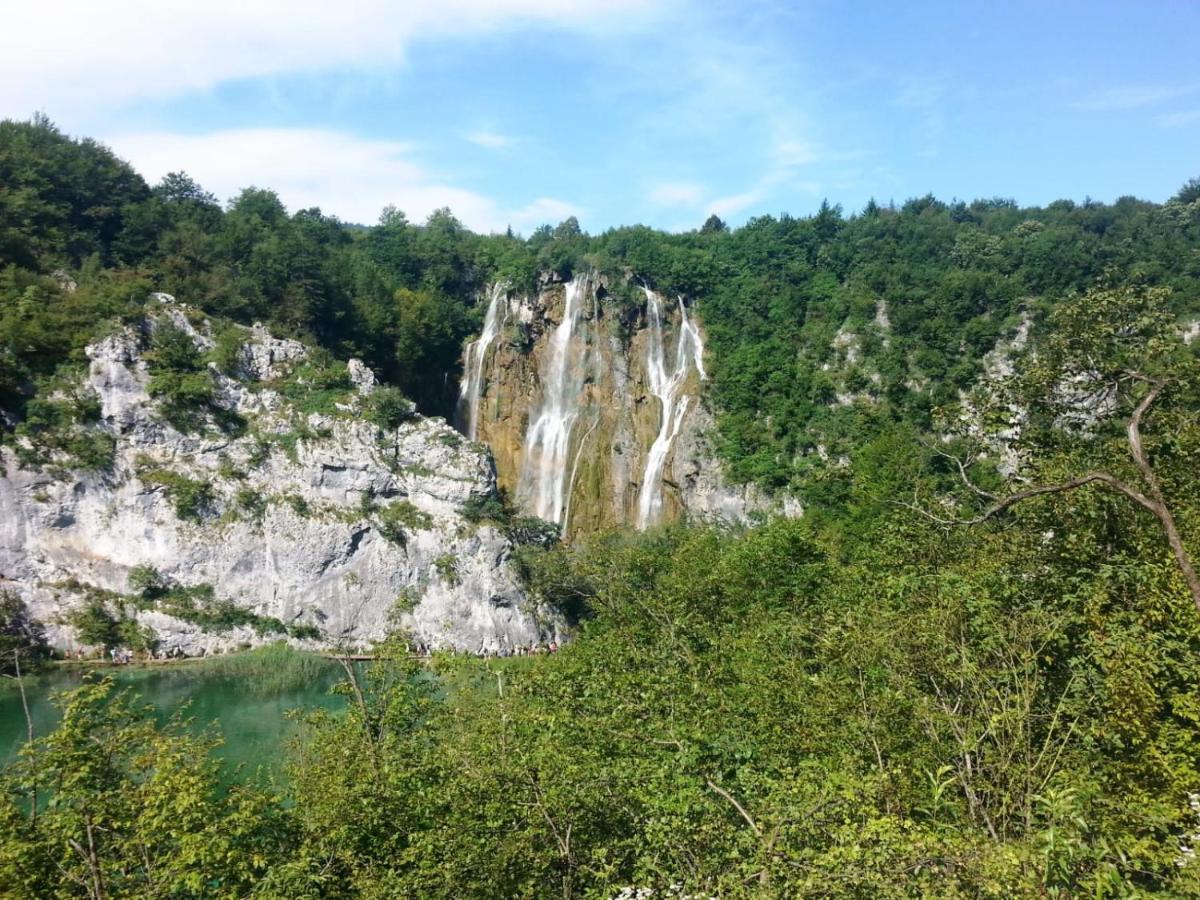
<box><xmin>2</xmin><ymin>116</ymin><xmax>1200</xmax><ymax>897</ymax></box>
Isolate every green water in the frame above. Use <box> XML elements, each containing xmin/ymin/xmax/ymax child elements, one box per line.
<box><xmin>0</xmin><ymin>661</ymin><xmax>349</xmax><ymax>778</ymax></box>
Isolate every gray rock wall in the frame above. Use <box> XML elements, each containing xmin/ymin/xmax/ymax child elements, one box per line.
<box><xmin>0</xmin><ymin>312</ymin><xmax>556</xmax><ymax>655</ymax></box>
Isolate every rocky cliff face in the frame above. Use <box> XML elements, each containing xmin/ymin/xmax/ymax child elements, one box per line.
<box><xmin>0</xmin><ymin>304</ymin><xmax>554</xmax><ymax>655</ymax></box>
<box><xmin>458</xmin><ymin>273</ymin><xmax>793</xmax><ymax>538</ymax></box>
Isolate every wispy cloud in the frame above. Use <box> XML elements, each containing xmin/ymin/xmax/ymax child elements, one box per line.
<box><xmin>896</xmin><ymin>77</ymin><xmax>948</xmax><ymax>158</ymax></box>
<box><xmin>589</xmin><ymin>5</ymin><xmax>829</xmax><ymax>222</ymax></box>
<box><xmin>466</xmin><ymin>130</ymin><xmax>518</xmax><ymax>149</ymax></box>
<box><xmin>0</xmin><ymin>0</ymin><xmax>671</xmax><ymax>117</ymax></box>
<box><xmin>107</xmin><ymin>127</ymin><xmax>580</xmax><ymax>232</ymax></box>
<box><xmin>648</xmin><ymin>181</ymin><xmax>707</xmax><ymax>207</ymax></box>
<box><xmin>1073</xmin><ymin>83</ymin><xmax>1200</xmax><ymax>111</ymax></box>
<box><xmin>1159</xmin><ymin>109</ymin><xmax>1200</xmax><ymax>128</ymax></box>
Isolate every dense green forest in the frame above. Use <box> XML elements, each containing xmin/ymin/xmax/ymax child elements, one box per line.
<box><xmin>4</xmin><ymin>116</ymin><xmax>1198</xmax><ymax>496</ymax></box>
<box><xmin>3</xmin><ymin>116</ymin><xmax>1200</xmax><ymax>896</ymax></box>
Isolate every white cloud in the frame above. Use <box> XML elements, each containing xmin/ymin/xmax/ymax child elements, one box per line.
<box><xmin>707</xmin><ymin>189</ymin><xmax>768</xmax><ymax>218</ymax></box>
<box><xmin>648</xmin><ymin>181</ymin><xmax>706</xmax><ymax>207</ymax></box>
<box><xmin>1159</xmin><ymin>109</ymin><xmax>1200</xmax><ymax>128</ymax></box>
<box><xmin>107</xmin><ymin>127</ymin><xmax>581</xmax><ymax>232</ymax></box>
<box><xmin>1073</xmin><ymin>84</ymin><xmax>1200</xmax><ymax>112</ymax></box>
<box><xmin>509</xmin><ymin>197</ymin><xmax>582</xmax><ymax>229</ymax></box>
<box><xmin>0</xmin><ymin>0</ymin><xmax>669</xmax><ymax>117</ymax></box>
<box><xmin>466</xmin><ymin>130</ymin><xmax>517</xmax><ymax>149</ymax></box>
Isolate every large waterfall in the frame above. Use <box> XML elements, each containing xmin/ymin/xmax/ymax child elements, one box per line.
<box><xmin>458</xmin><ymin>282</ymin><xmax>507</xmax><ymax>440</ymax></box>
<box><xmin>635</xmin><ymin>288</ymin><xmax>706</xmax><ymax>529</ymax></box>
<box><xmin>517</xmin><ymin>274</ymin><xmax>592</xmax><ymax>525</ymax></box>
<box><xmin>458</xmin><ymin>273</ymin><xmax>739</xmax><ymax>536</ymax></box>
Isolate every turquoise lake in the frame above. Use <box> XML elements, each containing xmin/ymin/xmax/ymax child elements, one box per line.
<box><xmin>0</xmin><ymin>661</ymin><xmax>349</xmax><ymax>779</ymax></box>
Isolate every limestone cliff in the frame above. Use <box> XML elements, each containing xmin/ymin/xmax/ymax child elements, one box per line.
<box><xmin>0</xmin><ymin>303</ymin><xmax>554</xmax><ymax>655</ymax></box>
<box><xmin>458</xmin><ymin>273</ymin><xmax>793</xmax><ymax>538</ymax></box>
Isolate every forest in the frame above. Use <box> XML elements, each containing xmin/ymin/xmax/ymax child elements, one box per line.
<box><xmin>2</xmin><ymin>116</ymin><xmax>1200</xmax><ymax>896</ymax></box>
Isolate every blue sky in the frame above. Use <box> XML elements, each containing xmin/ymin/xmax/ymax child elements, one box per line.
<box><xmin>3</xmin><ymin>1</ymin><xmax>1198</xmax><ymax>232</ymax></box>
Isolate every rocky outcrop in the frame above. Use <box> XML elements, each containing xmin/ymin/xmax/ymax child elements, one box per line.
<box><xmin>0</xmin><ymin>311</ymin><xmax>555</xmax><ymax>656</ymax></box>
<box><xmin>458</xmin><ymin>274</ymin><xmax>794</xmax><ymax>538</ymax></box>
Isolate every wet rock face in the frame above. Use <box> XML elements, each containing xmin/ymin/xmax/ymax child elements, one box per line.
<box><xmin>0</xmin><ymin>312</ymin><xmax>556</xmax><ymax>656</ymax></box>
<box><xmin>458</xmin><ymin>274</ymin><xmax>795</xmax><ymax>539</ymax></box>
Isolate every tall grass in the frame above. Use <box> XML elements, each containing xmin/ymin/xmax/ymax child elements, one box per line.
<box><xmin>202</xmin><ymin>643</ymin><xmax>339</xmax><ymax>693</ymax></box>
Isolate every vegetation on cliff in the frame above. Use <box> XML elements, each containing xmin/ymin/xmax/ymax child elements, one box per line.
<box><xmin>1</xmin><ymin>116</ymin><xmax>1200</xmax><ymax>896</ymax></box>
<box><xmin>4</xmin><ymin>116</ymin><xmax>1198</xmax><ymax>503</ymax></box>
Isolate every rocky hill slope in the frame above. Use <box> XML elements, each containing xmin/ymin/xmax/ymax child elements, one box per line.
<box><xmin>0</xmin><ymin>299</ymin><xmax>554</xmax><ymax>656</ymax></box>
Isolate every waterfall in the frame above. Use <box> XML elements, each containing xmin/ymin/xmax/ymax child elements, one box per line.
<box><xmin>635</xmin><ymin>288</ymin><xmax>706</xmax><ymax>529</ymax></box>
<box><xmin>458</xmin><ymin>282</ymin><xmax>507</xmax><ymax>440</ymax></box>
<box><xmin>518</xmin><ymin>274</ymin><xmax>592</xmax><ymax>525</ymax></box>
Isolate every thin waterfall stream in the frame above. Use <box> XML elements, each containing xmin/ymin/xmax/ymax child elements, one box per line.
<box><xmin>458</xmin><ymin>282</ymin><xmax>507</xmax><ymax>440</ymax></box>
<box><xmin>636</xmin><ymin>288</ymin><xmax>706</xmax><ymax>529</ymax></box>
<box><xmin>517</xmin><ymin>274</ymin><xmax>591</xmax><ymax>525</ymax></box>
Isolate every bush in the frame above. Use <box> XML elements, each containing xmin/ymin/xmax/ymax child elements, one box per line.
<box><xmin>375</xmin><ymin>500</ymin><xmax>432</xmax><ymax>545</ymax></box>
<box><xmin>146</xmin><ymin>321</ymin><xmax>219</xmax><ymax>433</ymax></box>
<box><xmin>434</xmin><ymin>553</ymin><xmax>460</xmax><ymax>586</ymax></box>
<box><xmin>127</xmin><ymin>564</ymin><xmax>168</xmax><ymax>601</ymax></box>
<box><xmin>140</xmin><ymin>468</ymin><xmax>215</xmax><ymax>521</ymax></box>
<box><xmin>272</xmin><ymin>353</ymin><xmax>354</xmax><ymax>416</ymax></box>
<box><xmin>0</xmin><ymin>590</ymin><xmax>50</xmax><ymax>673</ymax></box>
<box><xmin>208</xmin><ymin>322</ymin><xmax>245</xmax><ymax>376</ymax></box>
<box><xmin>68</xmin><ymin>597</ymin><xmax>120</xmax><ymax>648</ymax></box>
<box><xmin>283</xmin><ymin>493</ymin><xmax>310</xmax><ymax>517</ymax></box>
<box><xmin>235</xmin><ymin>487</ymin><xmax>268</xmax><ymax>522</ymax></box>
<box><xmin>460</xmin><ymin>491</ymin><xmax>510</xmax><ymax>525</ymax></box>
<box><xmin>365</xmin><ymin>385</ymin><xmax>416</xmax><ymax>430</ymax></box>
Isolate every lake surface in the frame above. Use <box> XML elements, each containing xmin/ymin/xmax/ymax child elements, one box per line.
<box><xmin>0</xmin><ymin>661</ymin><xmax>349</xmax><ymax>778</ymax></box>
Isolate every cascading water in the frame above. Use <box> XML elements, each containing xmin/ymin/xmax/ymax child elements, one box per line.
<box><xmin>518</xmin><ymin>274</ymin><xmax>592</xmax><ymax>526</ymax></box>
<box><xmin>458</xmin><ymin>282</ymin><xmax>507</xmax><ymax>440</ymax></box>
<box><xmin>635</xmin><ymin>288</ymin><xmax>706</xmax><ymax>529</ymax></box>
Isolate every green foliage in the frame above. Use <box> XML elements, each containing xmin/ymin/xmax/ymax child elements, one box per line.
<box><xmin>144</xmin><ymin>319</ymin><xmax>237</xmax><ymax>434</ymax></box>
<box><xmin>433</xmin><ymin>553</ymin><xmax>460</xmax><ymax>586</ymax></box>
<box><xmin>459</xmin><ymin>491</ymin><xmax>508</xmax><ymax>524</ymax></box>
<box><xmin>126</xmin><ymin>564</ymin><xmax>167</xmax><ymax>600</ymax></box>
<box><xmin>282</xmin><ymin>492</ymin><xmax>310</xmax><ymax>517</ymax></box>
<box><xmin>0</xmin><ymin>677</ymin><xmax>288</xmax><ymax>897</ymax></box>
<box><xmin>374</xmin><ymin>500</ymin><xmax>432</xmax><ymax>544</ymax></box>
<box><xmin>270</xmin><ymin>352</ymin><xmax>354</xmax><ymax>416</ymax></box>
<box><xmin>67</xmin><ymin>597</ymin><xmax>121</xmax><ymax>648</ymax></box>
<box><xmin>234</xmin><ymin>486</ymin><xmax>268</xmax><ymax>523</ymax></box>
<box><xmin>154</xmin><ymin>583</ymin><xmax>286</xmax><ymax>635</ymax></box>
<box><xmin>364</xmin><ymin>384</ymin><xmax>416</xmax><ymax>429</ymax></box>
<box><xmin>208</xmin><ymin>321</ymin><xmax>245</xmax><ymax>376</ymax></box>
<box><xmin>139</xmin><ymin>468</ymin><xmax>214</xmax><ymax>521</ymax></box>
<box><xmin>0</xmin><ymin>591</ymin><xmax>49</xmax><ymax>674</ymax></box>
<box><xmin>198</xmin><ymin>643</ymin><xmax>337</xmax><ymax>692</ymax></box>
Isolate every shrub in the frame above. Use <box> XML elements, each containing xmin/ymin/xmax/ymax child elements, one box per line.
<box><xmin>140</xmin><ymin>468</ymin><xmax>215</xmax><ymax>521</ymax></box>
<box><xmin>507</xmin><ymin>516</ymin><xmax>561</xmax><ymax>548</ymax></box>
<box><xmin>235</xmin><ymin>487</ymin><xmax>268</xmax><ymax>522</ymax></box>
<box><xmin>365</xmin><ymin>385</ymin><xmax>416</xmax><ymax>430</ymax></box>
<box><xmin>146</xmin><ymin>322</ymin><xmax>218</xmax><ymax>433</ymax></box>
<box><xmin>283</xmin><ymin>493</ymin><xmax>310</xmax><ymax>517</ymax></box>
<box><xmin>272</xmin><ymin>353</ymin><xmax>354</xmax><ymax>416</ymax></box>
<box><xmin>68</xmin><ymin>597</ymin><xmax>120</xmax><ymax>648</ymax></box>
<box><xmin>208</xmin><ymin>322</ymin><xmax>245</xmax><ymax>377</ymax></box>
<box><xmin>0</xmin><ymin>590</ymin><xmax>50</xmax><ymax>673</ymax></box>
<box><xmin>127</xmin><ymin>564</ymin><xmax>168</xmax><ymax>601</ymax></box>
<box><xmin>460</xmin><ymin>492</ymin><xmax>509</xmax><ymax>524</ymax></box>
<box><xmin>434</xmin><ymin>553</ymin><xmax>460</xmax><ymax>586</ymax></box>
<box><xmin>375</xmin><ymin>500</ymin><xmax>432</xmax><ymax>545</ymax></box>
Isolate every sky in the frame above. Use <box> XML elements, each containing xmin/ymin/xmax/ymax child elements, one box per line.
<box><xmin>3</xmin><ymin>0</ymin><xmax>1198</xmax><ymax>233</ymax></box>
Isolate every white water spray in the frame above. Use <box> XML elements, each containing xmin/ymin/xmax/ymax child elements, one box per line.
<box><xmin>458</xmin><ymin>282</ymin><xmax>507</xmax><ymax>440</ymax></box>
<box><xmin>518</xmin><ymin>274</ymin><xmax>591</xmax><ymax>525</ymax></box>
<box><xmin>636</xmin><ymin>288</ymin><xmax>706</xmax><ymax>529</ymax></box>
